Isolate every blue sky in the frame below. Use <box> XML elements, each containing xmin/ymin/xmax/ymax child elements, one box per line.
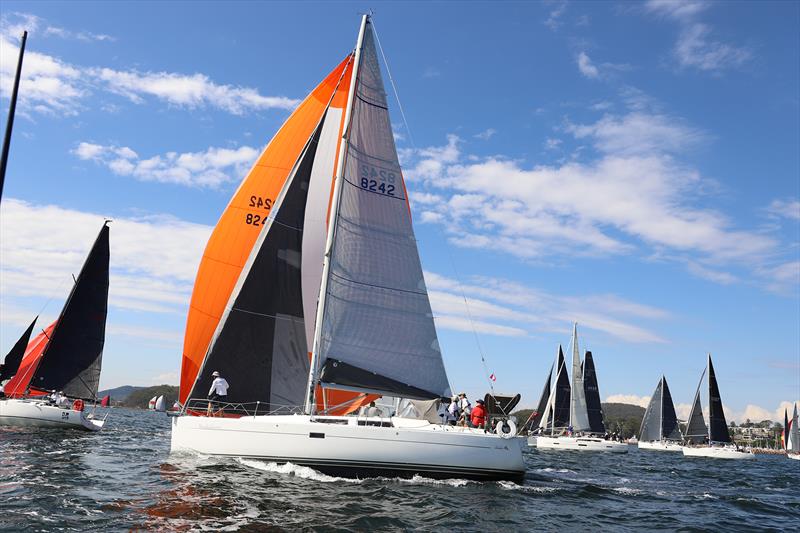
<box><xmin>0</xmin><ymin>1</ymin><xmax>797</xmax><ymax>423</ymax></box>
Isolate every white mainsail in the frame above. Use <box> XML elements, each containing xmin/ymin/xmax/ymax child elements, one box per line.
<box><xmin>308</xmin><ymin>20</ymin><xmax>450</xmax><ymax>405</ymax></box>
<box><xmin>569</xmin><ymin>323</ymin><xmax>590</xmax><ymax>431</ymax></box>
<box><xmin>790</xmin><ymin>403</ymin><xmax>799</xmax><ymax>453</ymax></box>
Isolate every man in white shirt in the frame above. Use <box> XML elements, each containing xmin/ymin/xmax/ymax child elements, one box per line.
<box><xmin>207</xmin><ymin>371</ymin><xmax>229</xmax><ymax>416</ymax></box>
<box><xmin>457</xmin><ymin>393</ymin><xmax>471</xmax><ymax>426</ymax></box>
<box><xmin>359</xmin><ymin>401</ymin><xmax>383</xmax><ymax>417</ymax></box>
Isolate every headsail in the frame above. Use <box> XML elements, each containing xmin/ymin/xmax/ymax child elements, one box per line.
<box><xmin>789</xmin><ymin>403</ymin><xmax>799</xmax><ymax>453</ymax></box>
<box><xmin>553</xmin><ymin>346</ymin><xmax>571</xmax><ymax>428</ymax></box>
<box><xmin>0</xmin><ymin>316</ymin><xmax>37</xmax><ymax>382</ymax></box>
<box><xmin>529</xmin><ymin>361</ymin><xmax>553</xmax><ymax>429</ymax></box>
<box><xmin>707</xmin><ymin>354</ymin><xmax>730</xmax><ymax>443</ymax></box>
<box><xmin>180</xmin><ymin>56</ymin><xmax>354</xmax><ymax>405</ymax></box>
<box><xmin>582</xmin><ymin>350</ymin><xmax>605</xmax><ymax>434</ymax></box>
<box><xmin>639</xmin><ymin>377</ymin><xmax>664</xmax><ymax>442</ymax></box>
<box><xmin>569</xmin><ymin>324</ymin><xmax>590</xmax><ymax>431</ymax></box>
<box><xmin>661</xmin><ymin>376</ymin><xmax>681</xmax><ymax>440</ymax></box>
<box><xmin>312</xmin><ymin>18</ymin><xmax>450</xmax><ymax>400</ymax></box>
<box><xmin>3</xmin><ymin>321</ymin><xmax>57</xmax><ymax>397</ymax></box>
<box><xmin>684</xmin><ymin>366</ymin><xmax>708</xmax><ymax>444</ymax></box>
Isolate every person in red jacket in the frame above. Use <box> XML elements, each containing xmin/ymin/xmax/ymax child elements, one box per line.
<box><xmin>470</xmin><ymin>399</ymin><xmax>487</xmax><ymax>429</ymax></box>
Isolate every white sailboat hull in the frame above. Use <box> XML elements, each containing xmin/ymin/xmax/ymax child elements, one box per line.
<box><xmin>171</xmin><ymin>414</ymin><xmax>526</xmax><ymax>482</ymax></box>
<box><xmin>682</xmin><ymin>445</ymin><xmax>753</xmax><ymax>459</ymax></box>
<box><xmin>0</xmin><ymin>398</ymin><xmax>104</xmax><ymax>432</ymax></box>
<box><xmin>534</xmin><ymin>435</ymin><xmax>628</xmax><ymax>453</ymax></box>
<box><xmin>786</xmin><ymin>453</ymin><xmax>800</xmax><ymax>461</ymax></box>
<box><xmin>638</xmin><ymin>440</ymin><xmax>683</xmax><ymax>452</ymax></box>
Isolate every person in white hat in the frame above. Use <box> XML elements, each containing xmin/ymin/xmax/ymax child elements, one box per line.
<box><xmin>206</xmin><ymin>370</ymin><xmax>229</xmax><ymax>416</ymax></box>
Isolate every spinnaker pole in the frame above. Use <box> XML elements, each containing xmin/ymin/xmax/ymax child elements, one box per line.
<box><xmin>0</xmin><ymin>31</ymin><xmax>27</xmax><ymax>203</ymax></box>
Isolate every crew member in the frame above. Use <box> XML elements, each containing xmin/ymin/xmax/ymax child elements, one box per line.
<box><xmin>471</xmin><ymin>398</ymin><xmax>487</xmax><ymax>429</ymax></box>
<box><xmin>207</xmin><ymin>371</ymin><xmax>229</xmax><ymax>416</ymax></box>
<box><xmin>359</xmin><ymin>401</ymin><xmax>383</xmax><ymax>417</ymax></box>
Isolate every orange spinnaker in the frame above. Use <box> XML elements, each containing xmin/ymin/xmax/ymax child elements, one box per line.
<box><xmin>5</xmin><ymin>320</ymin><xmax>57</xmax><ymax>397</ymax></box>
<box><xmin>179</xmin><ymin>56</ymin><xmax>354</xmax><ymax>404</ymax></box>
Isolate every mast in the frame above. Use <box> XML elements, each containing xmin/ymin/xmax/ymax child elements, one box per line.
<box><xmin>0</xmin><ymin>30</ymin><xmax>27</xmax><ymax>203</ymax></box>
<box><xmin>304</xmin><ymin>14</ymin><xmax>369</xmax><ymax>415</ymax></box>
<box><xmin>659</xmin><ymin>375</ymin><xmax>664</xmax><ymax>441</ymax></box>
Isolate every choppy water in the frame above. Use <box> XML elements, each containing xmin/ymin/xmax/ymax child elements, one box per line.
<box><xmin>1</xmin><ymin>408</ymin><xmax>798</xmax><ymax>531</ymax></box>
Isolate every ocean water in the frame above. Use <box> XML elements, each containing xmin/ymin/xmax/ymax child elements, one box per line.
<box><xmin>1</xmin><ymin>408</ymin><xmax>798</xmax><ymax>532</ymax></box>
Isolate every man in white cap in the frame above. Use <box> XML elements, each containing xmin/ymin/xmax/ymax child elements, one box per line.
<box><xmin>206</xmin><ymin>371</ymin><xmax>229</xmax><ymax>416</ymax></box>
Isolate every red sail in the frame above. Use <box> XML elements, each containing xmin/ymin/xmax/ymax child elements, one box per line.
<box><xmin>4</xmin><ymin>320</ymin><xmax>57</xmax><ymax>397</ymax></box>
<box><xmin>100</xmin><ymin>394</ymin><xmax>110</xmax><ymax>407</ymax></box>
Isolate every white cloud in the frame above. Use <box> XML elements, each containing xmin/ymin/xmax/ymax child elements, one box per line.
<box><xmin>0</xmin><ymin>13</ymin><xmax>298</xmax><ymax>117</ymax></box>
<box><xmin>0</xmin><ymin>199</ymin><xmax>211</xmax><ymax>316</ymax></box>
<box><xmin>544</xmin><ymin>1</ymin><xmax>568</xmax><ymax>31</ymax></box>
<box><xmin>766</xmin><ymin>199</ymin><xmax>800</xmax><ymax>221</ymax></box>
<box><xmin>577</xmin><ymin>52</ymin><xmax>600</xmax><ymax>79</ymax></box>
<box><xmin>605</xmin><ymin>394</ymin><xmax>651</xmax><ymax>408</ymax></box>
<box><xmin>474</xmin><ymin>128</ymin><xmax>496</xmax><ymax>140</ymax></box>
<box><xmin>403</xmin><ymin>116</ymin><xmax>791</xmax><ymax>290</ymax></box>
<box><xmin>424</xmin><ymin>271</ymin><xmax>668</xmax><ymax>343</ymax></box>
<box><xmin>644</xmin><ymin>0</ymin><xmax>710</xmax><ymax>21</ymax></box>
<box><xmin>73</xmin><ymin>141</ymin><xmax>260</xmax><ymax>188</ymax></box>
<box><xmin>91</xmin><ymin>68</ymin><xmax>299</xmax><ymax>115</ymax></box>
<box><xmin>674</xmin><ymin>23</ymin><xmax>751</xmax><ymax>72</ymax></box>
<box><xmin>150</xmin><ymin>371</ymin><xmax>180</xmax><ymax>384</ymax></box>
<box><xmin>544</xmin><ymin>138</ymin><xmax>563</xmax><ymax>150</ymax></box>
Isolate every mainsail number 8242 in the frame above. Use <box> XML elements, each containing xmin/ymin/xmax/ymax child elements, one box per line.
<box><xmin>360</xmin><ymin>164</ymin><xmax>396</xmax><ymax>196</ymax></box>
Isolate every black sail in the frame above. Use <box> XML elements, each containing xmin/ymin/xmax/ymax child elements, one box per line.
<box><xmin>684</xmin><ymin>368</ymin><xmax>708</xmax><ymax>444</ymax></box>
<box><xmin>33</xmin><ymin>223</ymin><xmax>109</xmax><ymax>398</ymax></box>
<box><xmin>707</xmin><ymin>356</ymin><xmax>731</xmax><ymax>443</ymax></box>
<box><xmin>530</xmin><ymin>362</ymin><xmax>553</xmax><ymax>429</ymax></box>
<box><xmin>639</xmin><ymin>378</ymin><xmax>663</xmax><ymax>442</ymax></box>
<box><xmin>187</xmin><ymin>119</ymin><xmax>325</xmax><ymax>409</ymax></box>
<box><xmin>582</xmin><ymin>351</ymin><xmax>605</xmax><ymax>433</ymax></box>
<box><xmin>0</xmin><ymin>316</ymin><xmax>37</xmax><ymax>381</ymax></box>
<box><xmin>553</xmin><ymin>345</ymin><xmax>571</xmax><ymax>428</ymax></box>
<box><xmin>661</xmin><ymin>377</ymin><xmax>681</xmax><ymax>440</ymax></box>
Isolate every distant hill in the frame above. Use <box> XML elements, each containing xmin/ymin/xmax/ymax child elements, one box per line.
<box><xmin>97</xmin><ymin>385</ymin><xmax>142</xmax><ymax>402</ymax></box>
<box><xmin>122</xmin><ymin>385</ymin><xmax>179</xmax><ymax>409</ymax></box>
<box><xmin>512</xmin><ymin>402</ymin><xmax>646</xmax><ymax>438</ymax></box>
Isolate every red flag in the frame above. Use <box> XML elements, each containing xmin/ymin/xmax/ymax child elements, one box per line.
<box><xmin>489</xmin><ymin>373</ymin><xmax>496</xmax><ymax>382</ymax></box>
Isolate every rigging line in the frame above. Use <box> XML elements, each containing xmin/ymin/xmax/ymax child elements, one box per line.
<box><xmin>370</xmin><ymin>18</ymin><xmax>416</xmax><ymax>149</ymax></box>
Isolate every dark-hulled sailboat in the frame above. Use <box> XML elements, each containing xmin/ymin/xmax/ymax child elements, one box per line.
<box><xmin>681</xmin><ymin>354</ymin><xmax>753</xmax><ymax>459</ymax></box>
<box><xmin>0</xmin><ymin>223</ymin><xmax>110</xmax><ymax>431</ymax></box>
<box><xmin>638</xmin><ymin>375</ymin><xmax>683</xmax><ymax>451</ymax></box>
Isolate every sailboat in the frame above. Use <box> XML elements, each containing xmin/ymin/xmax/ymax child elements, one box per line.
<box><xmin>534</xmin><ymin>324</ymin><xmax>627</xmax><ymax>453</ymax></box>
<box><xmin>638</xmin><ymin>376</ymin><xmax>683</xmax><ymax>452</ymax></box>
<box><xmin>155</xmin><ymin>395</ymin><xmax>166</xmax><ymax>412</ymax></box>
<box><xmin>169</xmin><ymin>15</ymin><xmax>525</xmax><ymax>482</ymax></box>
<box><xmin>682</xmin><ymin>354</ymin><xmax>753</xmax><ymax>459</ymax></box>
<box><xmin>0</xmin><ymin>223</ymin><xmax>110</xmax><ymax>431</ymax></box>
<box><xmin>148</xmin><ymin>396</ymin><xmax>158</xmax><ymax>410</ymax></box>
<box><xmin>786</xmin><ymin>404</ymin><xmax>799</xmax><ymax>460</ymax></box>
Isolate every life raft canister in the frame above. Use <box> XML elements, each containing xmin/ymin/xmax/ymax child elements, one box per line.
<box><xmin>73</xmin><ymin>399</ymin><xmax>84</xmax><ymax>412</ymax></box>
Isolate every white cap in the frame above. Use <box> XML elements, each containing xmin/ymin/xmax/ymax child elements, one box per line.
<box><xmin>212</xmin><ymin>371</ymin><xmax>220</xmax><ymax>377</ymax></box>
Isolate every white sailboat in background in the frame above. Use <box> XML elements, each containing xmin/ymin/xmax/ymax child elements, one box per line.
<box><xmin>682</xmin><ymin>354</ymin><xmax>753</xmax><ymax>459</ymax></box>
<box><xmin>638</xmin><ymin>376</ymin><xmax>683</xmax><ymax>452</ymax></box>
<box><xmin>785</xmin><ymin>404</ymin><xmax>799</xmax><ymax>460</ymax></box>
<box><xmin>534</xmin><ymin>324</ymin><xmax>627</xmax><ymax>453</ymax></box>
<box><xmin>147</xmin><ymin>396</ymin><xmax>157</xmax><ymax>410</ymax></box>
<box><xmin>154</xmin><ymin>395</ymin><xmax>166</xmax><ymax>412</ymax></box>
<box><xmin>169</xmin><ymin>15</ymin><xmax>525</xmax><ymax>482</ymax></box>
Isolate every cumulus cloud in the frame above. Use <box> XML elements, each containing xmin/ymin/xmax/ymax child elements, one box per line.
<box><xmin>605</xmin><ymin>394</ymin><xmax>651</xmax><ymax>408</ymax></box>
<box><xmin>424</xmin><ymin>271</ymin><xmax>668</xmax><ymax>343</ymax></box>
<box><xmin>73</xmin><ymin>141</ymin><xmax>260</xmax><ymax>188</ymax></box>
<box><xmin>0</xmin><ymin>13</ymin><xmax>298</xmax><ymax>117</ymax></box>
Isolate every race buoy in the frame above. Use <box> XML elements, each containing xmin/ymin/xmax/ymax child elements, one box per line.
<box><xmin>495</xmin><ymin>419</ymin><xmax>516</xmax><ymax>439</ymax></box>
<box><xmin>73</xmin><ymin>399</ymin><xmax>84</xmax><ymax>412</ymax></box>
